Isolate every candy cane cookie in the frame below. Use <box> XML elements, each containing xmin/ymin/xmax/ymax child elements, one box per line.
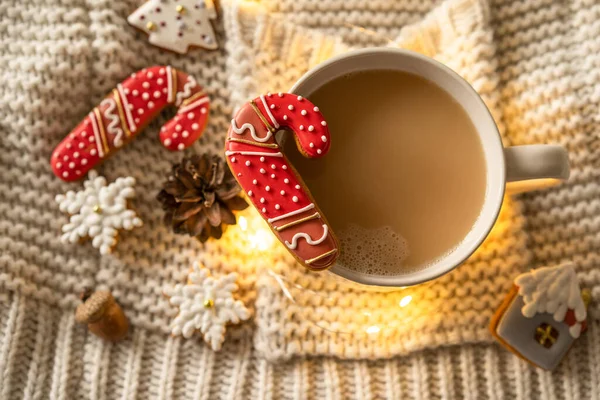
<box><xmin>225</xmin><ymin>93</ymin><xmax>339</xmax><ymax>271</ymax></box>
<box><xmin>51</xmin><ymin>66</ymin><xmax>210</xmax><ymax>181</ymax></box>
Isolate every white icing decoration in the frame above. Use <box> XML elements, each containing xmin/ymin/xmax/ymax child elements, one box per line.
<box><xmin>178</xmin><ymin>96</ymin><xmax>209</xmax><ymax>115</ymax></box>
<box><xmin>100</xmin><ymin>98</ymin><xmax>124</xmax><ymax>148</ymax></box>
<box><xmin>166</xmin><ymin>66</ymin><xmax>174</xmax><ymax>103</ymax></box>
<box><xmin>175</xmin><ymin>76</ymin><xmax>197</xmax><ymax>106</ymax></box>
<box><xmin>230</xmin><ymin>119</ymin><xmax>272</xmax><ymax>143</ymax></box>
<box><xmin>285</xmin><ymin>224</ymin><xmax>329</xmax><ymax>249</ymax></box>
<box><xmin>117</xmin><ymin>83</ymin><xmax>137</xmax><ymax>132</ymax></box>
<box><xmin>163</xmin><ymin>262</ymin><xmax>250</xmax><ymax>351</ymax></box>
<box><xmin>88</xmin><ymin>111</ymin><xmax>104</xmax><ymax>158</ymax></box>
<box><xmin>225</xmin><ymin>150</ymin><xmax>282</xmax><ymax>158</ymax></box>
<box><xmin>515</xmin><ymin>263</ymin><xmax>587</xmax><ymax>338</ymax></box>
<box><xmin>268</xmin><ymin>203</ymin><xmax>315</xmax><ymax>223</ymax></box>
<box><xmin>127</xmin><ymin>0</ymin><xmax>219</xmax><ymax>54</ymax></box>
<box><xmin>259</xmin><ymin>95</ymin><xmax>280</xmax><ymax>129</ymax></box>
<box><xmin>55</xmin><ymin>170</ymin><xmax>143</xmax><ymax>255</ymax></box>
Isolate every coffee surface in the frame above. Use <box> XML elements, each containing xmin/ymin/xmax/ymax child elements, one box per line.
<box><xmin>284</xmin><ymin>70</ymin><xmax>487</xmax><ymax>275</ymax></box>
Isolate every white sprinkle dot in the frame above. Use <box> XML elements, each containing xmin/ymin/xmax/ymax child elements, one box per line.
<box><xmin>284</xmin><ymin>178</ymin><xmax>289</xmax><ymax>184</ymax></box>
<box><xmin>271</xmin><ymin>164</ymin><xmax>276</xmax><ymax>169</ymax></box>
<box><xmin>309</xmin><ymin>142</ymin><xmax>314</xmax><ymax>148</ymax></box>
<box><xmin>56</xmin><ymin>162</ymin><xmax>62</xmax><ymax>168</ymax></box>
<box><xmin>295</xmin><ymin>185</ymin><xmax>301</xmax><ymax>189</ymax></box>
<box><xmin>292</xmin><ymin>196</ymin><xmax>298</xmax><ymax>202</ymax></box>
<box><xmin>73</xmin><ymin>152</ymin><xmax>79</xmax><ymax>158</ymax></box>
<box><xmin>260</xmin><ymin>198</ymin><xmax>265</xmax><ymax>203</ymax></box>
<box><xmin>262</xmin><ymin>207</ymin><xmax>267</xmax><ymax>213</ymax></box>
<box><xmin>142</xmin><ymin>82</ymin><xmax>150</xmax><ymax>89</ymax></box>
<box><xmin>124</xmin><ymin>88</ymin><xmax>130</xmax><ymax>95</ymax></box>
<box><xmin>187</xmin><ymin>112</ymin><xmax>195</xmax><ymax>119</ymax></box>
<box><xmin>135</xmin><ymin>118</ymin><xmax>140</xmax><ymax>124</ymax></box>
<box><xmin>313</xmin><ymin>106</ymin><xmax>319</xmax><ymax>112</ymax></box>
<box><xmin>260</xmin><ymin>157</ymin><xmax>265</xmax><ymax>162</ymax></box>
<box><xmin>90</xmin><ymin>149</ymin><xmax>97</xmax><ymax>156</ymax></box>
<box><xmin>142</xmin><ymin>93</ymin><xmax>150</xmax><ymax>100</ymax></box>
<box><xmin>253</xmin><ymin>179</ymin><xmax>258</xmax><ymax>185</ymax></box>
<box><xmin>78</xmin><ymin>143</ymin><xmax>85</xmax><ymax>149</ymax></box>
<box><xmin>163</xmin><ymin>88</ymin><xmax>168</xmax><ymax>93</ymax></box>
<box><xmin>297</xmin><ymin>96</ymin><xmax>303</xmax><ymax>101</ymax></box>
<box><xmin>159</xmin><ymin>68</ymin><xmax>165</xmax><ymax>75</ymax></box>
<box><xmin>148</xmin><ymin>101</ymin><xmax>155</xmax><ymax>109</ymax></box>
<box><xmin>299</xmin><ymin>125</ymin><xmax>304</xmax><ymax>130</ymax></box>
<box><xmin>137</xmin><ymin>109</ymin><xmax>144</xmax><ymax>115</ymax></box>
<box><xmin>283</xmin><ymin>115</ymin><xmax>288</xmax><ymax>120</ymax></box>
<box><xmin>321</xmin><ymin>121</ymin><xmax>327</xmax><ymax>126</ymax></box>
<box><xmin>271</xmin><ymin>174</ymin><xmax>276</xmax><ymax>178</ymax></box>
<box><xmin>275</xmin><ymin>204</ymin><xmax>281</xmax><ymax>210</ymax></box>
<box><xmin>322</xmin><ymin>136</ymin><xmax>327</xmax><ymax>142</ymax></box>
<box><xmin>308</xmin><ymin>125</ymin><xmax>314</xmax><ymax>132</ymax></box>
<box><xmin>282</xmin><ymin>165</ymin><xmax>288</xmax><ymax>170</ymax></box>
<box><xmin>260</xmin><ymin>168</ymin><xmax>266</xmax><ymax>174</ymax></box>
<box><xmin>147</xmin><ymin>72</ymin><xmax>154</xmax><ymax>79</ymax></box>
<box><xmin>164</xmin><ymin>139</ymin><xmax>172</xmax><ymax>146</ymax></box>
<box><xmin>128</xmin><ymin>104</ymin><xmax>133</xmax><ymax>109</ymax></box>
<box><xmin>81</xmin><ymin>131</ymin><xmax>87</xmax><ymax>137</ymax></box>
<box><xmin>154</xmin><ymin>91</ymin><xmax>161</xmax><ymax>98</ymax></box>
<box><xmin>288</xmin><ymin>105</ymin><xmax>294</xmax><ymax>110</ymax></box>
<box><xmin>301</xmin><ymin>110</ymin><xmax>307</xmax><ymax>116</ymax></box>
<box><xmin>317</xmin><ymin>149</ymin><xmax>322</xmax><ymax>154</ymax></box>
<box><xmin>176</xmin><ymin>124</ymin><xmax>182</xmax><ymax>131</ymax></box>
<box><xmin>270</xmin><ymin>104</ymin><xmax>275</xmax><ymax>109</ymax></box>
<box><xmin>177</xmin><ymin>143</ymin><xmax>185</xmax><ymax>150</ymax></box>
<box><xmin>265</xmin><ymin>186</ymin><xmax>270</xmax><ymax>191</ymax></box>
<box><xmin>248</xmin><ymin>190</ymin><xmax>253</xmax><ymax>196</ymax></box>
<box><xmin>280</xmin><ymin>190</ymin><xmax>285</xmax><ymax>195</ymax></box>
<box><xmin>132</xmin><ymin>90</ymin><xmax>139</xmax><ymax>96</ymax></box>
<box><xmin>81</xmin><ymin>159</ymin><xmax>88</xmax><ymax>165</ymax></box>
<box><xmin>157</xmin><ymin>78</ymin><xmax>164</xmax><ymax>85</ymax></box>
<box><xmin>192</xmin><ymin>123</ymin><xmax>199</xmax><ymax>130</ymax></box>
<box><xmin>246</xmin><ymin>161</ymin><xmax>251</xmax><ymax>166</ymax></box>
<box><xmin>62</xmin><ymin>172</ymin><xmax>69</xmax><ymax>178</ymax></box>
<box><xmin>201</xmin><ymin>107</ymin><xmax>207</xmax><ymax>114</ymax></box>
<box><xmin>88</xmin><ymin>137</ymin><xmax>95</xmax><ymax>143</ymax></box>
<box><xmin>278</xmin><ymin>92</ymin><xmax>283</xmax><ymax>97</ymax></box>
<box><xmin>182</xmin><ymin>131</ymin><xmax>189</xmax><ymax>138</ymax></box>
<box><xmin>231</xmin><ymin>157</ymin><xmax>236</xmax><ymax>163</ymax></box>
<box><xmin>66</xmin><ymin>143</ymin><xmax>72</xmax><ymax>149</ymax></box>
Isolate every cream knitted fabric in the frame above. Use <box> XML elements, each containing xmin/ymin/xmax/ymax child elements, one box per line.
<box><xmin>1</xmin><ymin>0</ymin><xmax>600</xmax><ymax>398</ymax></box>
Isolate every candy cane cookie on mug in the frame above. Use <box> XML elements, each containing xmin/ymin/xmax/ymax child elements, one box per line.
<box><xmin>225</xmin><ymin>93</ymin><xmax>339</xmax><ymax>271</ymax></box>
<box><xmin>51</xmin><ymin>66</ymin><xmax>210</xmax><ymax>181</ymax></box>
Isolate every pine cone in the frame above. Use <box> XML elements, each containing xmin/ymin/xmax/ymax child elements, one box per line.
<box><xmin>157</xmin><ymin>154</ymin><xmax>249</xmax><ymax>242</ymax></box>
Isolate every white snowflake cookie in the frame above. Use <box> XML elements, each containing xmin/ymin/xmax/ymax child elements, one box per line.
<box><xmin>128</xmin><ymin>0</ymin><xmax>218</xmax><ymax>54</ymax></box>
<box><xmin>55</xmin><ymin>170</ymin><xmax>143</xmax><ymax>255</ymax></box>
<box><xmin>164</xmin><ymin>262</ymin><xmax>250</xmax><ymax>351</ymax></box>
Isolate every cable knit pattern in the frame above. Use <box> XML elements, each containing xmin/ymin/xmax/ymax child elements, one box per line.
<box><xmin>1</xmin><ymin>0</ymin><xmax>599</xmax><ymax>398</ymax></box>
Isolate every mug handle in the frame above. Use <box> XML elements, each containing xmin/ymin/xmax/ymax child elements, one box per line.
<box><xmin>504</xmin><ymin>144</ymin><xmax>570</xmax><ymax>194</ymax></box>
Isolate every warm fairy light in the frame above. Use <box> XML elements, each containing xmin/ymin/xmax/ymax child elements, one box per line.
<box><xmin>366</xmin><ymin>325</ymin><xmax>380</xmax><ymax>334</ymax></box>
<box><xmin>399</xmin><ymin>295</ymin><xmax>412</xmax><ymax>307</ymax></box>
<box><xmin>249</xmin><ymin>228</ymin><xmax>275</xmax><ymax>251</ymax></box>
<box><xmin>238</xmin><ymin>216</ymin><xmax>248</xmax><ymax>231</ymax></box>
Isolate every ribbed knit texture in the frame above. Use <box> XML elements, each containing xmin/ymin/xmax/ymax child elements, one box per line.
<box><xmin>1</xmin><ymin>0</ymin><xmax>599</xmax><ymax>398</ymax></box>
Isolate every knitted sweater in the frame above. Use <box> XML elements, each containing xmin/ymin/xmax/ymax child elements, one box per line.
<box><xmin>1</xmin><ymin>0</ymin><xmax>599</xmax><ymax>398</ymax></box>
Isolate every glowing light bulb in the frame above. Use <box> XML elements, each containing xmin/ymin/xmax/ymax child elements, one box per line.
<box><xmin>250</xmin><ymin>228</ymin><xmax>275</xmax><ymax>251</ymax></box>
<box><xmin>238</xmin><ymin>216</ymin><xmax>248</xmax><ymax>231</ymax></box>
<box><xmin>399</xmin><ymin>295</ymin><xmax>412</xmax><ymax>307</ymax></box>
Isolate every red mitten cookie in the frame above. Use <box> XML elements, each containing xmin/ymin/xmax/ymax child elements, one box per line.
<box><xmin>225</xmin><ymin>93</ymin><xmax>339</xmax><ymax>271</ymax></box>
<box><xmin>51</xmin><ymin>66</ymin><xmax>209</xmax><ymax>181</ymax></box>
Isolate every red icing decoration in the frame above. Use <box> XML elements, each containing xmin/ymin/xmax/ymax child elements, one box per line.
<box><xmin>564</xmin><ymin>309</ymin><xmax>588</xmax><ymax>331</ymax></box>
<box><xmin>51</xmin><ymin>66</ymin><xmax>209</xmax><ymax>181</ymax></box>
<box><xmin>225</xmin><ymin>93</ymin><xmax>338</xmax><ymax>271</ymax></box>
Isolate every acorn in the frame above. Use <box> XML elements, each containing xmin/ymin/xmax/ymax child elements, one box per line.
<box><xmin>75</xmin><ymin>289</ymin><xmax>129</xmax><ymax>342</ymax></box>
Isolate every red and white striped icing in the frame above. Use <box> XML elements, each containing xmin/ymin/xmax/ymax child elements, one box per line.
<box><xmin>225</xmin><ymin>93</ymin><xmax>338</xmax><ymax>271</ymax></box>
<box><xmin>51</xmin><ymin>66</ymin><xmax>209</xmax><ymax>181</ymax></box>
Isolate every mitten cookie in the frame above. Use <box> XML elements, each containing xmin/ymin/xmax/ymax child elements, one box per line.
<box><xmin>225</xmin><ymin>93</ymin><xmax>338</xmax><ymax>271</ymax></box>
<box><xmin>490</xmin><ymin>263</ymin><xmax>591</xmax><ymax>370</ymax></box>
<box><xmin>51</xmin><ymin>66</ymin><xmax>209</xmax><ymax>181</ymax></box>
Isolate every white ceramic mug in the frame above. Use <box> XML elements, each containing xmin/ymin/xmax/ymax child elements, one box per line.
<box><xmin>290</xmin><ymin>48</ymin><xmax>570</xmax><ymax>288</ymax></box>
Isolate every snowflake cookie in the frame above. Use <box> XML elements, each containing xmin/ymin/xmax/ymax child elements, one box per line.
<box><xmin>55</xmin><ymin>170</ymin><xmax>143</xmax><ymax>255</ymax></box>
<box><xmin>164</xmin><ymin>262</ymin><xmax>250</xmax><ymax>351</ymax></box>
<box><xmin>128</xmin><ymin>0</ymin><xmax>218</xmax><ymax>54</ymax></box>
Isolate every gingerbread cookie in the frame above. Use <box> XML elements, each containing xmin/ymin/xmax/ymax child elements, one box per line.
<box><xmin>225</xmin><ymin>93</ymin><xmax>339</xmax><ymax>271</ymax></box>
<box><xmin>51</xmin><ymin>66</ymin><xmax>209</xmax><ymax>181</ymax></box>
<box><xmin>128</xmin><ymin>0</ymin><xmax>218</xmax><ymax>54</ymax></box>
<box><xmin>490</xmin><ymin>263</ymin><xmax>591</xmax><ymax>370</ymax></box>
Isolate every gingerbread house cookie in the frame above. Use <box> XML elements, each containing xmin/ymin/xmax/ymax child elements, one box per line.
<box><xmin>490</xmin><ymin>263</ymin><xmax>591</xmax><ymax>370</ymax></box>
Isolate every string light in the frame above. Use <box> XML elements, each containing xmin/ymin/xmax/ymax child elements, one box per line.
<box><xmin>399</xmin><ymin>295</ymin><xmax>412</xmax><ymax>307</ymax></box>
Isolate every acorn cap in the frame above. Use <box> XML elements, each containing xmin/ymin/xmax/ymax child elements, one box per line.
<box><xmin>75</xmin><ymin>291</ymin><xmax>114</xmax><ymax>323</ymax></box>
